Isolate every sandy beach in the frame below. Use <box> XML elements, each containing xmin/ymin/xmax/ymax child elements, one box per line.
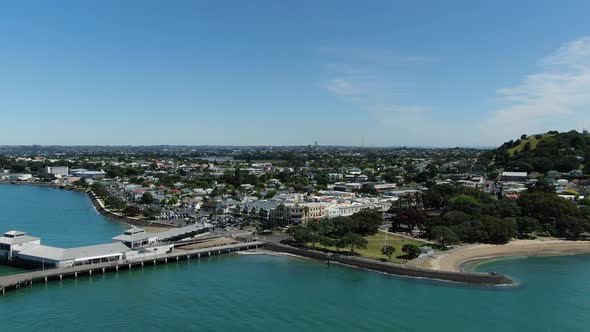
<box><xmin>410</xmin><ymin>239</ymin><xmax>590</xmax><ymax>272</ymax></box>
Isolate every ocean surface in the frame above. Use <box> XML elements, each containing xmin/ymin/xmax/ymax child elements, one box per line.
<box><xmin>1</xmin><ymin>185</ymin><xmax>589</xmax><ymax>331</ymax></box>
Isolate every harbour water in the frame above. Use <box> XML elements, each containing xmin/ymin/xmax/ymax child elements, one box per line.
<box><xmin>1</xmin><ymin>185</ymin><xmax>590</xmax><ymax>331</ymax></box>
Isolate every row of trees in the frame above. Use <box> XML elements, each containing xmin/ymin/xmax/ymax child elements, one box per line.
<box><xmin>286</xmin><ymin>210</ymin><xmax>383</xmax><ymax>254</ymax></box>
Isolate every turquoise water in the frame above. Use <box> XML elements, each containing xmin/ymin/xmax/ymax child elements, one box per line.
<box><xmin>0</xmin><ymin>185</ymin><xmax>126</xmax><ymax>275</ymax></box>
<box><xmin>1</xmin><ymin>185</ymin><xmax>590</xmax><ymax>331</ymax></box>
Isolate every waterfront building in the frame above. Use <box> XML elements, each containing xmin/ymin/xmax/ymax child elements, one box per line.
<box><xmin>0</xmin><ymin>231</ymin><xmax>41</xmax><ymax>260</ymax></box>
<box><xmin>8</xmin><ymin>173</ymin><xmax>33</xmax><ymax>181</ymax></box>
<box><xmin>17</xmin><ymin>242</ymin><xmax>131</xmax><ymax>268</ymax></box>
<box><xmin>112</xmin><ymin>223</ymin><xmax>215</xmax><ymax>249</ymax></box>
<box><xmin>112</xmin><ymin>228</ymin><xmax>158</xmax><ymax>249</ymax></box>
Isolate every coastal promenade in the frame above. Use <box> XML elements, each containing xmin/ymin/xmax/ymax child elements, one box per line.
<box><xmin>0</xmin><ymin>241</ymin><xmax>264</xmax><ymax>295</ymax></box>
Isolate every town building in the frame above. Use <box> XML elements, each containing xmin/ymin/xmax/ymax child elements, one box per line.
<box><xmin>45</xmin><ymin>166</ymin><xmax>70</xmax><ymax>177</ymax></box>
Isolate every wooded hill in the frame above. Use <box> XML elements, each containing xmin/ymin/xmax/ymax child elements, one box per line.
<box><xmin>487</xmin><ymin>130</ymin><xmax>590</xmax><ymax>174</ymax></box>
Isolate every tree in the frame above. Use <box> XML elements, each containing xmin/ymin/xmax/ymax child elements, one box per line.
<box><xmin>319</xmin><ymin>236</ymin><xmax>335</xmax><ymax>250</ymax></box>
<box><xmin>91</xmin><ymin>182</ymin><xmax>108</xmax><ymax>197</ymax></box>
<box><xmin>168</xmin><ymin>196</ymin><xmax>179</xmax><ymax>206</ymax></box>
<box><xmin>381</xmin><ymin>245</ymin><xmax>395</xmax><ymax>261</ymax></box>
<box><xmin>518</xmin><ymin>192</ymin><xmax>579</xmax><ymax>227</ymax></box>
<box><xmin>480</xmin><ymin>216</ymin><xmax>517</xmax><ymax>244</ymax></box>
<box><xmin>429</xmin><ymin>226</ymin><xmax>459</xmax><ymax>247</ymax></box>
<box><xmin>340</xmin><ymin>232</ymin><xmax>368</xmax><ymax>254</ymax></box>
<box><xmin>448</xmin><ymin>194</ymin><xmax>481</xmax><ymax>215</ymax></box>
<box><xmin>349</xmin><ymin>209</ymin><xmax>383</xmax><ymax>235</ymax></box>
<box><xmin>105</xmin><ymin>196</ymin><xmax>126</xmax><ymax>210</ymax></box>
<box><xmin>555</xmin><ymin>215</ymin><xmax>590</xmax><ymax>239</ymax></box>
<box><xmin>402</xmin><ymin>244</ymin><xmax>421</xmax><ymax>259</ymax></box>
<box><xmin>394</xmin><ymin>208</ymin><xmax>426</xmax><ymax>233</ymax></box>
<box><xmin>142</xmin><ymin>206</ymin><xmax>161</xmax><ymax>220</ymax></box>
<box><xmin>141</xmin><ymin>192</ymin><xmax>154</xmax><ymax>205</ymax></box>
<box><xmin>286</xmin><ymin>225</ymin><xmax>312</xmax><ymax>245</ymax></box>
<box><xmin>73</xmin><ymin>179</ymin><xmax>88</xmax><ymax>188</ymax></box>
<box><xmin>516</xmin><ymin>217</ymin><xmax>540</xmax><ymax>237</ymax></box>
<box><xmin>122</xmin><ymin>205</ymin><xmax>141</xmax><ymax>217</ymax></box>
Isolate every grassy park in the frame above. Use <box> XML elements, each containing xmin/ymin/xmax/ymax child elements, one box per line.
<box><xmin>309</xmin><ymin>232</ymin><xmax>427</xmax><ymax>264</ymax></box>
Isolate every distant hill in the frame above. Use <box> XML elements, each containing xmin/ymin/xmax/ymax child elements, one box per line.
<box><xmin>490</xmin><ymin>130</ymin><xmax>590</xmax><ymax>174</ymax></box>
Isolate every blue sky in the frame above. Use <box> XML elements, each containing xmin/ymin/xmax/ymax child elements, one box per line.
<box><xmin>1</xmin><ymin>0</ymin><xmax>590</xmax><ymax>147</ymax></box>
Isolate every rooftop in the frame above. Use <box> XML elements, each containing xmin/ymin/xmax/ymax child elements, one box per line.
<box><xmin>18</xmin><ymin>242</ymin><xmax>131</xmax><ymax>261</ymax></box>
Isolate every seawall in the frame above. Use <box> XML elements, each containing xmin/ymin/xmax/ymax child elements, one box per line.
<box><xmin>263</xmin><ymin>243</ymin><xmax>513</xmax><ymax>286</ymax></box>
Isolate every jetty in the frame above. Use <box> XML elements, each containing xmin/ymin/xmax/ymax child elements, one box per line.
<box><xmin>0</xmin><ymin>241</ymin><xmax>264</xmax><ymax>295</ymax></box>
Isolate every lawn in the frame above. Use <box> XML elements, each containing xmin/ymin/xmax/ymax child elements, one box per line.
<box><xmin>309</xmin><ymin>232</ymin><xmax>427</xmax><ymax>264</ymax></box>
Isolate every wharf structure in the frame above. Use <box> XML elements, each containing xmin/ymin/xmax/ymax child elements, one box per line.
<box><xmin>0</xmin><ymin>241</ymin><xmax>264</xmax><ymax>295</ymax></box>
<box><xmin>0</xmin><ymin>222</ymin><xmax>215</xmax><ymax>269</ymax></box>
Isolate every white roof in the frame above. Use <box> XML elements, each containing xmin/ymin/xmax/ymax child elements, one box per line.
<box><xmin>5</xmin><ymin>230</ymin><xmax>26</xmax><ymax>237</ymax></box>
<box><xmin>113</xmin><ymin>232</ymin><xmax>157</xmax><ymax>243</ymax></box>
<box><xmin>157</xmin><ymin>222</ymin><xmax>213</xmax><ymax>241</ymax></box>
<box><xmin>501</xmin><ymin>172</ymin><xmax>528</xmax><ymax>177</ymax></box>
<box><xmin>0</xmin><ymin>231</ymin><xmax>40</xmax><ymax>245</ymax></box>
<box><xmin>18</xmin><ymin>242</ymin><xmax>130</xmax><ymax>262</ymax></box>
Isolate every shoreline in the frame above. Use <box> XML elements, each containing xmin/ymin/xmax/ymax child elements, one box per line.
<box><xmin>263</xmin><ymin>242</ymin><xmax>513</xmax><ymax>286</ymax></box>
<box><xmin>410</xmin><ymin>239</ymin><xmax>590</xmax><ymax>272</ymax></box>
<box><xmin>0</xmin><ymin>182</ymin><xmax>174</xmax><ymax>230</ymax></box>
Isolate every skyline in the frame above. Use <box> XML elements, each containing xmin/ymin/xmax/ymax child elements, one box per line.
<box><xmin>2</xmin><ymin>1</ymin><xmax>590</xmax><ymax>146</ymax></box>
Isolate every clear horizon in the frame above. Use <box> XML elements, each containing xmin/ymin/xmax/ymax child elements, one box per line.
<box><xmin>2</xmin><ymin>1</ymin><xmax>590</xmax><ymax>146</ymax></box>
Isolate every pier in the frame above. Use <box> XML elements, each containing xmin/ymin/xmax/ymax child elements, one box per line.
<box><xmin>0</xmin><ymin>241</ymin><xmax>264</xmax><ymax>295</ymax></box>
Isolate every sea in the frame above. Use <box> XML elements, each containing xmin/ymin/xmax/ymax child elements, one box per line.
<box><xmin>1</xmin><ymin>185</ymin><xmax>589</xmax><ymax>331</ymax></box>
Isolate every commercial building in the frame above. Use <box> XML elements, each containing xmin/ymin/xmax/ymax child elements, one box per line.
<box><xmin>112</xmin><ymin>222</ymin><xmax>214</xmax><ymax>249</ymax></box>
<box><xmin>45</xmin><ymin>166</ymin><xmax>70</xmax><ymax>177</ymax></box>
<box><xmin>112</xmin><ymin>228</ymin><xmax>158</xmax><ymax>249</ymax></box>
<box><xmin>0</xmin><ymin>231</ymin><xmax>41</xmax><ymax>260</ymax></box>
<box><xmin>270</xmin><ymin>203</ymin><xmax>326</xmax><ymax>224</ymax></box>
<box><xmin>17</xmin><ymin>242</ymin><xmax>131</xmax><ymax>268</ymax></box>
